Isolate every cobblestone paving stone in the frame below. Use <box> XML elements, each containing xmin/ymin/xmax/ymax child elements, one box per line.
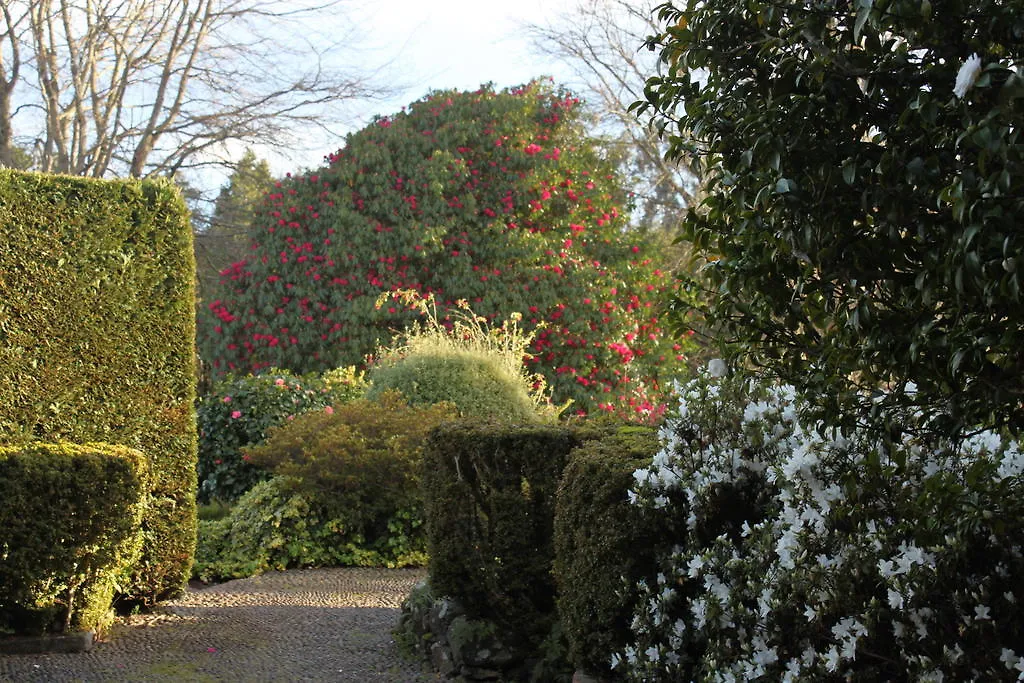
<box><xmin>0</xmin><ymin>567</ymin><xmax>438</xmax><ymax>683</ymax></box>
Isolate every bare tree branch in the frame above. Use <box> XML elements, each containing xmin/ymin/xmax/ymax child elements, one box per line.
<box><xmin>4</xmin><ymin>0</ymin><xmax>392</xmax><ymax>178</ymax></box>
<box><xmin>0</xmin><ymin>2</ymin><xmax>29</xmax><ymax>166</ymax></box>
<box><xmin>524</xmin><ymin>0</ymin><xmax>700</xmax><ymax>241</ymax></box>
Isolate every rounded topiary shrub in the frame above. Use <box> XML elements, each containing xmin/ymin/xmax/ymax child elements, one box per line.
<box><xmin>367</xmin><ymin>294</ymin><xmax>557</xmax><ymax>423</ymax></box>
<box><xmin>196</xmin><ymin>367</ymin><xmax>366</xmax><ymax>503</ymax></box>
<box><xmin>367</xmin><ymin>350</ymin><xmax>541</xmax><ymax>423</ymax></box>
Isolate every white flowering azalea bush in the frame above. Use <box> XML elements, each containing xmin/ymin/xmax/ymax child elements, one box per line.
<box><xmin>616</xmin><ymin>368</ymin><xmax>1024</xmax><ymax>681</ymax></box>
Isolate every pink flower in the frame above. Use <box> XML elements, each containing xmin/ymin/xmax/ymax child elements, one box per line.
<box><xmin>275</xmin><ymin>378</ymin><xmax>286</xmax><ymax>386</ymax></box>
<box><xmin>324</xmin><ymin>406</ymin><xmax>334</xmax><ymax>415</ymax></box>
<box><xmin>231</xmin><ymin>410</ymin><xmax>242</xmax><ymax>419</ymax></box>
<box><xmin>222</xmin><ymin>396</ymin><xmax>232</xmax><ymax>403</ymax></box>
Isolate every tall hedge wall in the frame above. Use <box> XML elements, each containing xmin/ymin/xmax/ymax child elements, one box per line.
<box><xmin>0</xmin><ymin>170</ymin><xmax>197</xmax><ymax>604</ymax></box>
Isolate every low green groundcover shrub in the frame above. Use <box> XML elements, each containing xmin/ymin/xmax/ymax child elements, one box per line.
<box><xmin>618</xmin><ymin>368</ymin><xmax>1024</xmax><ymax>681</ymax></box>
<box><xmin>196</xmin><ymin>366</ymin><xmax>365</xmax><ymax>503</ymax></box>
<box><xmin>194</xmin><ymin>476</ymin><xmax>371</xmax><ymax>582</ymax></box>
<box><xmin>0</xmin><ymin>442</ymin><xmax>148</xmax><ymax>635</ymax></box>
<box><xmin>193</xmin><ymin>393</ymin><xmax>453</xmax><ymax>582</ymax></box>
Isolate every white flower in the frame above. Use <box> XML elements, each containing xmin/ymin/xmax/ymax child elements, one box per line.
<box><xmin>704</xmin><ymin>573</ymin><xmax>731</xmax><ymax>603</ymax></box>
<box><xmin>999</xmin><ymin>446</ymin><xmax>1024</xmax><ymax>479</ymax></box>
<box><xmin>831</xmin><ymin>617</ymin><xmax>868</xmax><ymax>659</ymax></box>
<box><xmin>692</xmin><ymin>597</ymin><xmax>708</xmax><ymax>629</ymax></box>
<box><xmin>707</xmin><ymin>358</ymin><xmax>728</xmax><ymax>377</ymax></box>
<box><xmin>974</xmin><ymin>604</ymin><xmax>991</xmax><ymax>620</ymax></box>
<box><xmin>954</xmin><ymin>53</ymin><xmax>983</xmax><ymax>98</ymax></box>
<box><xmin>823</xmin><ymin>646</ymin><xmax>841</xmax><ymax>672</ymax></box>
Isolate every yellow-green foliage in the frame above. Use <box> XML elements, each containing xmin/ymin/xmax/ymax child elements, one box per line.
<box><xmin>0</xmin><ymin>170</ymin><xmax>197</xmax><ymax>605</ymax></box>
<box><xmin>368</xmin><ymin>292</ymin><xmax>558</xmax><ymax>422</ymax></box>
<box><xmin>0</xmin><ymin>442</ymin><xmax>148</xmax><ymax>635</ymax></box>
<box><xmin>195</xmin><ymin>393</ymin><xmax>453</xmax><ymax>582</ymax></box>
<box><xmin>247</xmin><ymin>391</ymin><xmax>456</xmax><ymax>542</ymax></box>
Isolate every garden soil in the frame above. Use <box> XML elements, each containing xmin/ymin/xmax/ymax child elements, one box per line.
<box><xmin>0</xmin><ymin>567</ymin><xmax>437</xmax><ymax>682</ymax></box>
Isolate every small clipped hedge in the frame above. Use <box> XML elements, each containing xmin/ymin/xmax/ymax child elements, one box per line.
<box><xmin>367</xmin><ymin>350</ymin><xmax>543</xmax><ymax>423</ymax></box>
<box><xmin>422</xmin><ymin>420</ymin><xmax>579</xmax><ymax>649</ymax></box>
<box><xmin>197</xmin><ymin>367</ymin><xmax>366</xmax><ymax>502</ymax></box>
<box><xmin>554</xmin><ymin>424</ymin><xmax>673</xmax><ymax>678</ymax></box>
<box><xmin>0</xmin><ymin>442</ymin><xmax>148</xmax><ymax>635</ymax></box>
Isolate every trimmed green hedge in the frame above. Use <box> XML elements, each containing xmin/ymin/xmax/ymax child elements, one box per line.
<box><xmin>554</xmin><ymin>425</ymin><xmax>669</xmax><ymax>678</ymax></box>
<box><xmin>0</xmin><ymin>170</ymin><xmax>197</xmax><ymax>604</ymax></box>
<box><xmin>0</xmin><ymin>442</ymin><xmax>148</xmax><ymax>635</ymax></box>
<box><xmin>422</xmin><ymin>420</ymin><xmax>579</xmax><ymax>649</ymax></box>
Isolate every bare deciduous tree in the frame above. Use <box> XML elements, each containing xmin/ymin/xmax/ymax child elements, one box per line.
<box><xmin>0</xmin><ymin>3</ymin><xmax>28</xmax><ymax>168</ymax></box>
<box><xmin>0</xmin><ymin>0</ymin><xmax>390</xmax><ymax>178</ymax></box>
<box><xmin>525</xmin><ymin>0</ymin><xmax>699</xmax><ymax>239</ymax></box>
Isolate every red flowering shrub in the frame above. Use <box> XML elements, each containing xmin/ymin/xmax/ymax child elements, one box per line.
<box><xmin>198</xmin><ymin>82</ymin><xmax>687</xmax><ymax>417</ymax></box>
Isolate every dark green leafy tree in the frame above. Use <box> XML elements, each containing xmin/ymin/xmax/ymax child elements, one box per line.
<box><xmin>639</xmin><ymin>0</ymin><xmax>1024</xmax><ymax>435</ymax></box>
<box><xmin>194</xmin><ymin>150</ymin><xmax>275</xmax><ymax>301</ymax></box>
<box><xmin>199</xmin><ymin>82</ymin><xmax>690</xmax><ymax>418</ymax></box>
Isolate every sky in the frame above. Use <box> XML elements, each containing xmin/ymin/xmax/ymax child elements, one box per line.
<box><xmin>350</xmin><ymin>0</ymin><xmax>580</xmax><ymax>113</ymax></box>
<box><xmin>246</xmin><ymin>0</ymin><xmax>586</xmax><ymax>180</ymax></box>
